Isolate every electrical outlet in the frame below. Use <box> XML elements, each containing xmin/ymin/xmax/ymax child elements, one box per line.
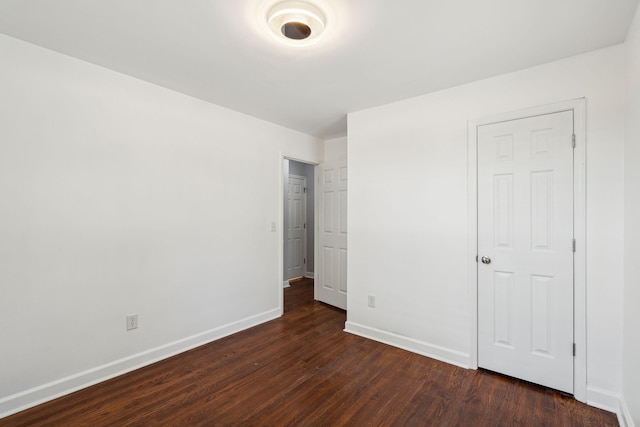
<box><xmin>126</xmin><ymin>314</ymin><xmax>138</xmax><ymax>331</ymax></box>
<box><xmin>368</xmin><ymin>295</ymin><xmax>376</xmax><ymax>308</ymax></box>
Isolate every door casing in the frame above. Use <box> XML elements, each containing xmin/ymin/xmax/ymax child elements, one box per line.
<box><xmin>467</xmin><ymin>98</ymin><xmax>587</xmax><ymax>402</ymax></box>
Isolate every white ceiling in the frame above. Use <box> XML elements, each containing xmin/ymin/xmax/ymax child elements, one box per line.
<box><xmin>0</xmin><ymin>0</ymin><xmax>638</xmax><ymax>139</ymax></box>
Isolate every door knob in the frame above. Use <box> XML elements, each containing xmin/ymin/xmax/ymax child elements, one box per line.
<box><xmin>481</xmin><ymin>256</ymin><xmax>491</xmax><ymax>264</ymax></box>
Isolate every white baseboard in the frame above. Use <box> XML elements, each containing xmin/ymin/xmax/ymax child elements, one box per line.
<box><xmin>0</xmin><ymin>308</ymin><xmax>281</xmax><ymax>419</ymax></box>
<box><xmin>344</xmin><ymin>321</ymin><xmax>470</xmax><ymax>369</ymax></box>
<box><xmin>304</xmin><ymin>272</ymin><xmax>314</xmax><ymax>279</ymax></box>
<box><xmin>619</xmin><ymin>396</ymin><xmax>635</xmax><ymax>427</ymax></box>
<box><xmin>586</xmin><ymin>385</ymin><xmax>623</xmax><ymax>415</ymax></box>
<box><xmin>283</xmin><ymin>280</ymin><xmax>290</xmax><ymax>288</ymax></box>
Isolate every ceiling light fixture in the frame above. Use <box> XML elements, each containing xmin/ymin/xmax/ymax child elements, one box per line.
<box><xmin>267</xmin><ymin>1</ymin><xmax>326</xmax><ymax>46</ymax></box>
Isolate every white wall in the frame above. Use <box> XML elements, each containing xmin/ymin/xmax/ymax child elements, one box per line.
<box><xmin>324</xmin><ymin>136</ymin><xmax>348</xmax><ymax>162</ymax></box>
<box><xmin>347</xmin><ymin>45</ymin><xmax>626</xmax><ymax>411</ymax></box>
<box><xmin>624</xmin><ymin>5</ymin><xmax>640</xmax><ymax>426</ymax></box>
<box><xmin>0</xmin><ymin>34</ymin><xmax>322</xmax><ymax>417</ymax></box>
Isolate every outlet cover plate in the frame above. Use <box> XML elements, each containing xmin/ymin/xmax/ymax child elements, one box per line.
<box><xmin>126</xmin><ymin>314</ymin><xmax>138</xmax><ymax>331</ymax></box>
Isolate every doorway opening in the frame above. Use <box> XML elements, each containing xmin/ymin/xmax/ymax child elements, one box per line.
<box><xmin>283</xmin><ymin>159</ymin><xmax>316</xmax><ymax>311</ymax></box>
<box><xmin>280</xmin><ymin>154</ymin><xmax>348</xmax><ymax>314</ymax></box>
<box><xmin>283</xmin><ymin>160</ymin><xmax>316</xmax><ymax>286</ymax></box>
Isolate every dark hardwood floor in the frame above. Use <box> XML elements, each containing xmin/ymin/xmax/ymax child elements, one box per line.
<box><xmin>2</xmin><ymin>278</ymin><xmax>618</xmax><ymax>426</ymax></box>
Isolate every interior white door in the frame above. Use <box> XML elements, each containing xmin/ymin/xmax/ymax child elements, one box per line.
<box><xmin>317</xmin><ymin>160</ymin><xmax>347</xmax><ymax>310</ymax></box>
<box><xmin>286</xmin><ymin>174</ymin><xmax>306</xmax><ymax>280</ymax></box>
<box><xmin>477</xmin><ymin>110</ymin><xmax>574</xmax><ymax>393</ymax></box>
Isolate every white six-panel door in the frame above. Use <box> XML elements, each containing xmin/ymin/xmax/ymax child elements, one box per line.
<box><xmin>317</xmin><ymin>160</ymin><xmax>347</xmax><ymax>310</ymax></box>
<box><xmin>477</xmin><ymin>111</ymin><xmax>574</xmax><ymax>393</ymax></box>
<box><xmin>286</xmin><ymin>174</ymin><xmax>306</xmax><ymax>280</ymax></box>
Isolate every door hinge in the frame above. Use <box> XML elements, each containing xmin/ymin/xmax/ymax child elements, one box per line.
<box><xmin>304</xmin><ymin>223</ymin><xmax>306</xmax><ymax>229</ymax></box>
<box><xmin>304</xmin><ymin>187</ymin><xmax>307</xmax><ymax>193</ymax></box>
<box><xmin>572</xmin><ymin>239</ymin><xmax>576</xmax><ymax>253</ymax></box>
<box><xmin>572</xmin><ymin>134</ymin><xmax>576</xmax><ymax>148</ymax></box>
<box><xmin>573</xmin><ymin>343</ymin><xmax>576</xmax><ymax>356</ymax></box>
<box><xmin>304</xmin><ymin>258</ymin><xmax>306</xmax><ymax>264</ymax></box>
<box><xmin>475</xmin><ymin>255</ymin><xmax>478</xmax><ymax>263</ymax></box>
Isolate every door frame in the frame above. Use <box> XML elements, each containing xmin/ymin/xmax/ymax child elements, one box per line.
<box><xmin>467</xmin><ymin>98</ymin><xmax>587</xmax><ymax>402</ymax></box>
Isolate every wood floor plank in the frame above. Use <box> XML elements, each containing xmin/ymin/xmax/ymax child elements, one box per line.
<box><xmin>1</xmin><ymin>278</ymin><xmax>618</xmax><ymax>426</ymax></box>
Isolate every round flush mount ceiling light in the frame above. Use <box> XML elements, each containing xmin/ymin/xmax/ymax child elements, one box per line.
<box><xmin>266</xmin><ymin>1</ymin><xmax>326</xmax><ymax>46</ymax></box>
